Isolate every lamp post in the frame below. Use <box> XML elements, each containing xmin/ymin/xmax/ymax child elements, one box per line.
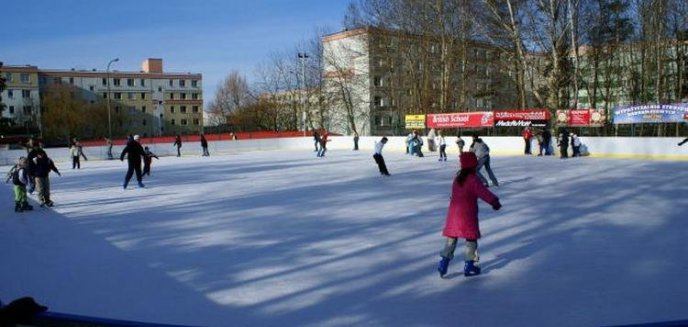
<box><xmin>298</xmin><ymin>52</ymin><xmax>309</xmax><ymax>136</ymax></box>
<box><xmin>106</xmin><ymin>58</ymin><xmax>119</xmax><ymax>141</ymax></box>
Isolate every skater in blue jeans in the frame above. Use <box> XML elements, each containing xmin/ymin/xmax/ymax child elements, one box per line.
<box><xmin>470</xmin><ymin>136</ymin><xmax>499</xmax><ymax>187</ymax></box>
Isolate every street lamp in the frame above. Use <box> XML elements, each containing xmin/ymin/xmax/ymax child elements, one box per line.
<box><xmin>298</xmin><ymin>52</ymin><xmax>309</xmax><ymax>136</ymax></box>
<box><xmin>106</xmin><ymin>58</ymin><xmax>119</xmax><ymax>142</ymax></box>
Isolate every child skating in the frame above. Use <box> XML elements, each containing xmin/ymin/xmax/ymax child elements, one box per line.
<box><xmin>10</xmin><ymin>157</ymin><xmax>33</xmax><ymax>212</ymax></box>
<box><xmin>438</xmin><ymin>152</ymin><xmax>501</xmax><ymax>278</ymax></box>
<box><xmin>143</xmin><ymin>146</ymin><xmax>159</xmax><ymax>177</ymax></box>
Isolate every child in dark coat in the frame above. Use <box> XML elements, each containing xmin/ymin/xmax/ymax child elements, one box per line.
<box><xmin>10</xmin><ymin>157</ymin><xmax>33</xmax><ymax>212</ymax></box>
<box><xmin>143</xmin><ymin>146</ymin><xmax>159</xmax><ymax>177</ymax></box>
<box><xmin>438</xmin><ymin>152</ymin><xmax>501</xmax><ymax>278</ymax></box>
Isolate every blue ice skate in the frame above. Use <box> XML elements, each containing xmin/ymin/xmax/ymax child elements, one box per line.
<box><xmin>437</xmin><ymin>257</ymin><xmax>450</xmax><ymax>277</ymax></box>
<box><xmin>464</xmin><ymin>260</ymin><xmax>481</xmax><ymax>277</ymax></box>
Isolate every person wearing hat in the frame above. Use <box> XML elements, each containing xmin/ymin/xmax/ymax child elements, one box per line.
<box><xmin>120</xmin><ymin>134</ymin><xmax>146</xmax><ymax>189</ymax></box>
<box><xmin>437</xmin><ymin>152</ymin><xmax>501</xmax><ymax>278</ymax></box>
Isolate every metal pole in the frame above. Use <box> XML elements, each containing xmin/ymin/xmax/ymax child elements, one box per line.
<box><xmin>298</xmin><ymin>53</ymin><xmax>309</xmax><ymax>136</ymax></box>
<box><xmin>106</xmin><ymin>58</ymin><xmax>119</xmax><ymax>141</ymax></box>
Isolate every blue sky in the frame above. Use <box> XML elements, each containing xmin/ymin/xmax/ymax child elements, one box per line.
<box><xmin>1</xmin><ymin>0</ymin><xmax>350</xmax><ymax>108</ymax></box>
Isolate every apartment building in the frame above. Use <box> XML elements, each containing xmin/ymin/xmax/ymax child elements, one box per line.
<box><xmin>0</xmin><ymin>58</ymin><xmax>202</xmax><ymax>138</ymax></box>
<box><xmin>321</xmin><ymin>27</ymin><xmax>518</xmax><ymax>136</ymax></box>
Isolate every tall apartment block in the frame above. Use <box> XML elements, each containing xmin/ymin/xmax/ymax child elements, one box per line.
<box><xmin>321</xmin><ymin>27</ymin><xmax>518</xmax><ymax>136</ymax></box>
<box><xmin>0</xmin><ymin>58</ymin><xmax>202</xmax><ymax>138</ymax></box>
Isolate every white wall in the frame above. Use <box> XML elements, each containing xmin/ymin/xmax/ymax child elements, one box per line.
<box><xmin>1</xmin><ymin>136</ymin><xmax>687</xmax><ymax>167</ymax></box>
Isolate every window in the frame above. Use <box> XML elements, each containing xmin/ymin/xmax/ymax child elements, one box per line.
<box><xmin>115</xmin><ymin>106</ymin><xmax>120</xmax><ymax>113</ymax></box>
<box><xmin>141</xmin><ymin>92</ymin><xmax>146</xmax><ymax>99</ymax></box>
<box><xmin>4</xmin><ymin>73</ymin><xmax>12</xmax><ymax>82</ymax></box>
<box><xmin>20</xmin><ymin>73</ymin><xmax>30</xmax><ymax>83</ymax></box>
<box><xmin>69</xmin><ymin>77</ymin><xmax>74</xmax><ymax>84</ymax></box>
<box><xmin>169</xmin><ymin>79</ymin><xmax>174</xmax><ymax>87</ymax></box>
<box><xmin>171</xmin><ymin>119</ymin><xmax>176</xmax><ymax>125</ymax></box>
<box><xmin>8</xmin><ymin>106</ymin><xmax>14</xmax><ymax>114</ymax></box>
<box><xmin>373</xmin><ymin>76</ymin><xmax>382</xmax><ymax>87</ymax></box>
<box><xmin>23</xmin><ymin>106</ymin><xmax>32</xmax><ymax>114</ymax></box>
<box><xmin>142</xmin><ymin>106</ymin><xmax>146</xmax><ymax>113</ymax></box>
<box><xmin>181</xmin><ymin>119</ymin><xmax>188</xmax><ymax>125</ymax></box>
<box><xmin>53</xmin><ymin>77</ymin><xmax>62</xmax><ymax>84</ymax></box>
<box><xmin>179</xmin><ymin>80</ymin><xmax>186</xmax><ymax>87</ymax></box>
<box><xmin>127</xmin><ymin>79</ymin><xmax>134</xmax><ymax>87</ymax></box>
<box><xmin>192</xmin><ymin>93</ymin><xmax>198</xmax><ymax>100</ymax></box>
<box><xmin>7</xmin><ymin>90</ymin><xmax>13</xmax><ymax>98</ymax></box>
<box><xmin>113</xmin><ymin>78</ymin><xmax>121</xmax><ymax>86</ymax></box>
<box><xmin>22</xmin><ymin>90</ymin><xmax>31</xmax><ymax>98</ymax></box>
<box><xmin>191</xmin><ymin>80</ymin><xmax>198</xmax><ymax>87</ymax></box>
<box><xmin>102</xmin><ymin>78</ymin><xmax>107</xmax><ymax>86</ymax></box>
<box><xmin>180</xmin><ymin>106</ymin><xmax>187</xmax><ymax>113</ymax></box>
<box><xmin>103</xmin><ymin>92</ymin><xmax>108</xmax><ymax>98</ymax></box>
<box><xmin>114</xmin><ymin>92</ymin><xmax>122</xmax><ymax>99</ymax></box>
<box><xmin>373</xmin><ymin>96</ymin><xmax>384</xmax><ymax>107</ymax></box>
<box><xmin>192</xmin><ymin>106</ymin><xmax>199</xmax><ymax>113</ymax></box>
<box><xmin>128</xmin><ymin>107</ymin><xmax>136</xmax><ymax>114</ymax></box>
<box><xmin>193</xmin><ymin>118</ymin><xmax>200</xmax><ymax>125</ymax></box>
<box><xmin>158</xmin><ymin>87</ymin><xmax>162</xmax><ymax>92</ymax></box>
<box><xmin>181</xmin><ymin>93</ymin><xmax>187</xmax><ymax>100</ymax></box>
<box><xmin>89</xmin><ymin>86</ymin><xmax>95</xmax><ymax>91</ymax></box>
<box><xmin>128</xmin><ymin>93</ymin><xmax>135</xmax><ymax>100</ymax></box>
<box><xmin>140</xmin><ymin>79</ymin><xmax>145</xmax><ymax>87</ymax></box>
<box><xmin>170</xmin><ymin>93</ymin><xmax>175</xmax><ymax>100</ymax></box>
<box><xmin>170</xmin><ymin>106</ymin><xmax>175</xmax><ymax>113</ymax></box>
<box><xmin>142</xmin><ymin>119</ymin><xmax>147</xmax><ymax>126</ymax></box>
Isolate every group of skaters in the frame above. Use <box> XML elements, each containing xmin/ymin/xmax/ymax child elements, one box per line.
<box><xmin>8</xmin><ymin>140</ymin><xmax>61</xmax><ymax>212</ymax></box>
<box><xmin>522</xmin><ymin>126</ymin><xmax>586</xmax><ymax>158</ymax></box>
<box><xmin>313</xmin><ymin>129</ymin><xmax>330</xmax><ymax>157</ymax></box>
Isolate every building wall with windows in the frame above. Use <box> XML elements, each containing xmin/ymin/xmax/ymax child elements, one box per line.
<box><xmin>322</xmin><ymin>27</ymin><xmax>518</xmax><ymax>136</ymax></box>
<box><xmin>0</xmin><ymin>65</ymin><xmax>41</xmax><ymax>130</ymax></box>
<box><xmin>0</xmin><ymin>59</ymin><xmax>202</xmax><ymax>138</ymax></box>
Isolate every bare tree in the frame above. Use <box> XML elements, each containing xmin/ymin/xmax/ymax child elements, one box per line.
<box><xmin>207</xmin><ymin>70</ymin><xmax>251</xmax><ymax>127</ymax></box>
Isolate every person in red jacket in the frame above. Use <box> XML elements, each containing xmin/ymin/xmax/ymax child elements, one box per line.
<box><xmin>437</xmin><ymin>152</ymin><xmax>501</xmax><ymax>278</ymax></box>
<box><xmin>522</xmin><ymin>126</ymin><xmax>533</xmax><ymax>155</ymax></box>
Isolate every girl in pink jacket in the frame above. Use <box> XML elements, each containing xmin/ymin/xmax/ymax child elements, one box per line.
<box><xmin>438</xmin><ymin>152</ymin><xmax>501</xmax><ymax>277</ymax></box>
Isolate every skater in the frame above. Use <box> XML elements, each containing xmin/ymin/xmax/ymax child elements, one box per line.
<box><xmin>200</xmin><ymin>134</ymin><xmax>209</xmax><ymax>156</ymax></box>
<box><xmin>105</xmin><ymin>137</ymin><xmax>114</xmax><ymax>159</ymax></box>
<box><xmin>406</xmin><ymin>132</ymin><xmax>414</xmax><ymax>155</ymax></box>
<box><xmin>173</xmin><ymin>134</ymin><xmax>182</xmax><ymax>157</ymax></box>
<box><xmin>317</xmin><ymin>131</ymin><xmax>329</xmax><ymax>157</ymax></box>
<box><xmin>373</xmin><ymin>136</ymin><xmax>390</xmax><ymax>176</ymax></box>
<box><xmin>353</xmin><ymin>131</ymin><xmax>359</xmax><ymax>151</ymax></box>
<box><xmin>10</xmin><ymin>157</ymin><xmax>33</xmax><ymax>212</ymax></box>
<box><xmin>437</xmin><ymin>152</ymin><xmax>501</xmax><ymax>278</ymax></box>
<box><xmin>32</xmin><ymin>149</ymin><xmax>61</xmax><ymax>207</ymax></box>
<box><xmin>571</xmin><ymin>133</ymin><xmax>582</xmax><ymax>157</ymax></box>
<box><xmin>413</xmin><ymin>130</ymin><xmax>424</xmax><ymax>157</ymax></box>
<box><xmin>313</xmin><ymin>129</ymin><xmax>321</xmax><ymax>152</ymax></box>
<box><xmin>542</xmin><ymin>128</ymin><xmax>553</xmax><ymax>155</ymax></box>
<box><xmin>470</xmin><ymin>136</ymin><xmax>499</xmax><ymax>187</ymax></box>
<box><xmin>437</xmin><ymin>130</ymin><xmax>447</xmax><ymax>161</ymax></box>
<box><xmin>121</xmin><ymin>134</ymin><xmax>146</xmax><ymax>189</ymax></box>
<box><xmin>456</xmin><ymin>134</ymin><xmax>466</xmax><ymax>154</ymax></box>
<box><xmin>558</xmin><ymin>128</ymin><xmax>570</xmax><ymax>159</ymax></box>
<box><xmin>427</xmin><ymin>128</ymin><xmax>437</xmax><ymax>152</ymax></box>
<box><xmin>142</xmin><ymin>146</ymin><xmax>159</xmax><ymax>177</ymax></box>
<box><xmin>69</xmin><ymin>141</ymin><xmax>87</xmax><ymax>169</ymax></box>
<box><xmin>522</xmin><ymin>126</ymin><xmax>533</xmax><ymax>155</ymax></box>
<box><xmin>678</xmin><ymin>137</ymin><xmax>688</xmax><ymax>146</ymax></box>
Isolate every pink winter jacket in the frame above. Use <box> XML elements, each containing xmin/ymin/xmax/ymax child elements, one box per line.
<box><xmin>442</xmin><ymin>173</ymin><xmax>499</xmax><ymax>240</ymax></box>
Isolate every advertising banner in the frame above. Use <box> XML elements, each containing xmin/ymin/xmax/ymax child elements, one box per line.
<box><xmin>426</xmin><ymin>112</ymin><xmax>494</xmax><ymax>128</ymax></box>
<box><xmin>404</xmin><ymin>114</ymin><xmax>426</xmax><ymax>129</ymax></box>
<box><xmin>556</xmin><ymin>109</ymin><xmax>606</xmax><ymax>127</ymax></box>
<box><xmin>493</xmin><ymin>109</ymin><xmax>550</xmax><ymax>127</ymax></box>
<box><xmin>612</xmin><ymin>104</ymin><xmax>688</xmax><ymax>124</ymax></box>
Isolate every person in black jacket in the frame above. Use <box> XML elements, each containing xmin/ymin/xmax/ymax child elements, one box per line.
<box><xmin>558</xmin><ymin>128</ymin><xmax>570</xmax><ymax>159</ymax></box>
<box><xmin>32</xmin><ymin>149</ymin><xmax>61</xmax><ymax>207</ymax></box>
<box><xmin>200</xmin><ymin>134</ymin><xmax>209</xmax><ymax>156</ymax></box>
<box><xmin>120</xmin><ymin>134</ymin><xmax>146</xmax><ymax>189</ymax></box>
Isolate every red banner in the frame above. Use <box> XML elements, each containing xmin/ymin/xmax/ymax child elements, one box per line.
<box><xmin>427</xmin><ymin>112</ymin><xmax>494</xmax><ymax>128</ymax></box>
<box><xmin>493</xmin><ymin>109</ymin><xmax>550</xmax><ymax>127</ymax></box>
<box><xmin>556</xmin><ymin>109</ymin><xmax>606</xmax><ymax>127</ymax></box>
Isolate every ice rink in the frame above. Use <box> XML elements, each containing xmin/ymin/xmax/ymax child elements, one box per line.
<box><xmin>1</xmin><ymin>148</ymin><xmax>687</xmax><ymax>327</ymax></box>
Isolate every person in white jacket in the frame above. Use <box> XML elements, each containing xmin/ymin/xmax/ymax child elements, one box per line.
<box><xmin>373</xmin><ymin>137</ymin><xmax>390</xmax><ymax>176</ymax></box>
<box><xmin>437</xmin><ymin>130</ymin><xmax>447</xmax><ymax>161</ymax></box>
